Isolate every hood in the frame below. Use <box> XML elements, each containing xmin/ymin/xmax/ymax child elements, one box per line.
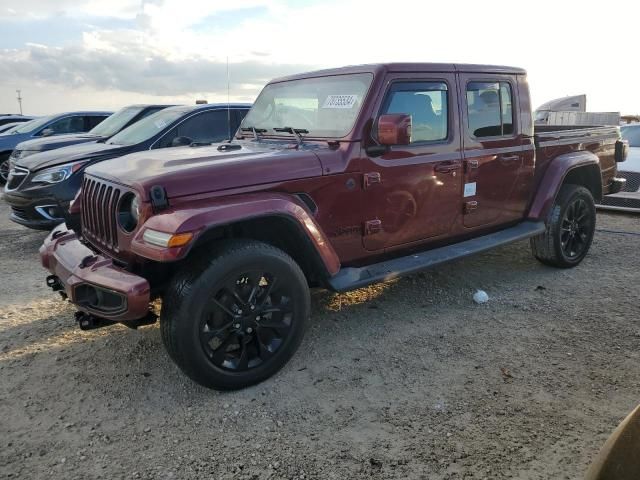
<box><xmin>16</xmin><ymin>141</ymin><xmax>127</xmax><ymax>171</ymax></box>
<box><xmin>87</xmin><ymin>142</ymin><xmax>325</xmax><ymax>199</ymax></box>
<box><xmin>0</xmin><ymin>132</ymin><xmax>29</xmax><ymax>151</ymax></box>
<box><xmin>16</xmin><ymin>133</ymin><xmax>103</xmax><ymax>153</ymax></box>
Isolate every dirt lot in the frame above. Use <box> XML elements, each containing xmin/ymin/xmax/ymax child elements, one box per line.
<box><xmin>0</xmin><ymin>197</ymin><xmax>639</xmax><ymax>480</ymax></box>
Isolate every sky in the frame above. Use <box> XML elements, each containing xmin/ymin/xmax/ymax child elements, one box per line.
<box><xmin>0</xmin><ymin>0</ymin><xmax>637</xmax><ymax>116</ymax></box>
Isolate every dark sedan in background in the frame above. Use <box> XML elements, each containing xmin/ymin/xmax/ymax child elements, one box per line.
<box><xmin>10</xmin><ymin>104</ymin><xmax>172</xmax><ymax>163</ymax></box>
<box><xmin>0</xmin><ymin>114</ymin><xmax>35</xmax><ymax>128</ymax></box>
<box><xmin>0</xmin><ymin>111</ymin><xmax>112</xmax><ymax>184</ymax></box>
<box><xmin>4</xmin><ymin>103</ymin><xmax>250</xmax><ymax>229</ymax></box>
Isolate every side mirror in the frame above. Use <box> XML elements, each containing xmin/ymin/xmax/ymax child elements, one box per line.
<box><xmin>41</xmin><ymin>128</ymin><xmax>55</xmax><ymax>137</ymax></box>
<box><xmin>170</xmin><ymin>136</ymin><xmax>193</xmax><ymax>147</ymax></box>
<box><xmin>377</xmin><ymin>114</ymin><xmax>412</xmax><ymax>146</ymax></box>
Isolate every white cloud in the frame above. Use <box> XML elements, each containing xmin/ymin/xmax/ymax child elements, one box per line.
<box><xmin>0</xmin><ymin>0</ymin><xmax>638</xmax><ymax>114</ymax></box>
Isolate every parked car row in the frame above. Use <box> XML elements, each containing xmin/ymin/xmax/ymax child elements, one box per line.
<box><xmin>32</xmin><ymin>63</ymin><xmax>628</xmax><ymax>391</ymax></box>
<box><xmin>0</xmin><ymin>111</ymin><xmax>113</xmax><ymax>183</ymax></box>
<box><xmin>3</xmin><ymin>103</ymin><xmax>250</xmax><ymax>228</ymax></box>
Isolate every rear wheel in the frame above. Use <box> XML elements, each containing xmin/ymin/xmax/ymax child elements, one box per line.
<box><xmin>530</xmin><ymin>184</ymin><xmax>596</xmax><ymax>268</ymax></box>
<box><xmin>161</xmin><ymin>240</ymin><xmax>310</xmax><ymax>390</ymax></box>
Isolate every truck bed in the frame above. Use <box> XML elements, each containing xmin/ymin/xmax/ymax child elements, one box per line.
<box><xmin>534</xmin><ymin>124</ymin><xmax>620</xmax><ymax>143</ymax></box>
<box><xmin>533</xmin><ymin>124</ymin><xmax>621</xmax><ymax>196</ymax></box>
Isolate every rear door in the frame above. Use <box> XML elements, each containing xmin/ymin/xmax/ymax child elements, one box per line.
<box><xmin>458</xmin><ymin>74</ymin><xmax>526</xmax><ymax>228</ymax></box>
<box><xmin>361</xmin><ymin>74</ymin><xmax>462</xmax><ymax>251</ymax></box>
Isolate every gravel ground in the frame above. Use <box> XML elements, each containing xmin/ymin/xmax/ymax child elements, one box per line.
<box><xmin>0</xmin><ymin>196</ymin><xmax>639</xmax><ymax>480</ymax></box>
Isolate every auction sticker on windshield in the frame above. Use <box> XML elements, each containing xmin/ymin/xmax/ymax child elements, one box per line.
<box><xmin>323</xmin><ymin>95</ymin><xmax>358</xmax><ymax>109</ymax></box>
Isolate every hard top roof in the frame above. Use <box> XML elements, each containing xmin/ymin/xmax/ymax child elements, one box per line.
<box><xmin>271</xmin><ymin>63</ymin><xmax>526</xmax><ymax>83</ymax></box>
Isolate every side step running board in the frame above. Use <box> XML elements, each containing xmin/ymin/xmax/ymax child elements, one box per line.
<box><xmin>328</xmin><ymin>221</ymin><xmax>546</xmax><ymax>293</ymax></box>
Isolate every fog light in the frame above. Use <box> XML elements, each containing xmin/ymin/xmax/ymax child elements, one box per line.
<box><xmin>143</xmin><ymin>229</ymin><xmax>193</xmax><ymax>248</ymax></box>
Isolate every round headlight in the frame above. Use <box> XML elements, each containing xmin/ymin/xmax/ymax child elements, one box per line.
<box><xmin>118</xmin><ymin>193</ymin><xmax>139</xmax><ymax>233</ymax></box>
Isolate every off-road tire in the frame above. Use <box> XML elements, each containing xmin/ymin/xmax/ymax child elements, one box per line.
<box><xmin>530</xmin><ymin>184</ymin><xmax>596</xmax><ymax>268</ymax></box>
<box><xmin>161</xmin><ymin>240</ymin><xmax>310</xmax><ymax>390</ymax></box>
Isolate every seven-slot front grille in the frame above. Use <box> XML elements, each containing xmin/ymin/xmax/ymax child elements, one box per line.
<box><xmin>81</xmin><ymin>177</ymin><xmax>121</xmax><ymax>250</ymax></box>
<box><xmin>6</xmin><ymin>165</ymin><xmax>29</xmax><ymax>190</ymax></box>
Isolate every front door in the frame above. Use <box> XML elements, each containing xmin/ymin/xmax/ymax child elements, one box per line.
<box><xmin>458</xmin><ymin>75</ymin><xmax>526</xmax><ymax>228</ymax></box>
<box><xmin>362</xmin><ymin>74</ymin><xmax>462</xmax><ymax>251</ymax></box>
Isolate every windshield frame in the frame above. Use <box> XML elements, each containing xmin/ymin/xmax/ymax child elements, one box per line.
<box><xmin>240</xmin><ymin>72</ymin><xmax>374</xmax><ymax>140</ymax></box>
<box><xmin>106</xmin><ymin>107</ymin><xmax>189</xmax><ymax>146</ymax></box>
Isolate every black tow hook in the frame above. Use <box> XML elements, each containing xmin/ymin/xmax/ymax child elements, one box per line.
<box><xmin>46</xmin><ymin>275</ymin><xmax>67</xmax><ymax>299</ymax></box>
<box><xmin>75</xmin><ymin>311</ymin><xmax>116</xmax><ymax>331</ymax></box>
<box><xmin>122</xmin><ymin>311</ymin><xmax>158</xmax><ymax>330</ymax></box>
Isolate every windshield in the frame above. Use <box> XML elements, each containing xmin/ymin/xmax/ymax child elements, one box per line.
<box><xmin>107</xmin><ymin>108</ymin><xmax>186</xmax><ymax>146</ymax></box>
<box><xmin>13</xmin><ymin>116</ymin><xmax>53</xmax><ymax>134</ymax></box>
<box><xmin>89</xmin><ymin>106</ymin><xmax>144</xmax><ymax>137</ymax></box>
<box><xmin>621</xmin><ymin>125</ymin><xmax>640</xmax><ymax>147</ymax></box>
<box><xmin>0</xmin><ymin>121</ymin><xmax>30</xmax><ymax>136</ymax></box>
<box><xmin>241</xmin><ymin>73</ymin><xmax>373</xmax><ymax>138</ymax></box>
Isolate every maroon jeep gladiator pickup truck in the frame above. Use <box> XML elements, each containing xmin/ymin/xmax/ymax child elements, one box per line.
<box><xmin>40</xmin><ymin>63</ymin><xmax>627</xmax><ymax>390</ymax></box>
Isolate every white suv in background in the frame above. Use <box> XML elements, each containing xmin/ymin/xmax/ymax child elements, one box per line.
<box><xmin>599</xmin><ymin>123</ymin><xmax>640</xmax><ymax>212</ymax></box>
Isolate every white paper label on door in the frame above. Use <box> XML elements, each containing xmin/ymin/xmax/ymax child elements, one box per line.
<box><xmin>463</xmin><ymin>182</ymin><xmax>477</xmax><ymax>198</ymax></box>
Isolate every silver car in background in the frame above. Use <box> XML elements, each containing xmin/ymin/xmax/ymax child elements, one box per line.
<box><xmin>599</xmin><ymin>123</ymin><xmax>640</xmax><ymax>212</ymax></box>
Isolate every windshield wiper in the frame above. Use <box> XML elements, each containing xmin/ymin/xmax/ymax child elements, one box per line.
<box><xmin>273</xmin><ymin>127</ymin><xmax>309</xmax><ymax>146</ymax></box>
<box><xmin>240</xmin><ymin>126</ymin><xmax>267</xmax><ymax>141</ymax></box>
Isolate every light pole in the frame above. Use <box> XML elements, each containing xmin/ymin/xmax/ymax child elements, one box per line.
<box><xmin>16</xmin><ymin>90</ymin><xmax>23</xmax><ymax>115</ymax></box>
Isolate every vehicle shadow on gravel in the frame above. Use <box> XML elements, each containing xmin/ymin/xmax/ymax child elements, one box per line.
<box><xmin>0</xmin><ymin>236</ymin><xmax>618</xmax><ymax>400</ymax></box>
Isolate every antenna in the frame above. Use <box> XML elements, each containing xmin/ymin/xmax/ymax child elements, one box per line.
<box><xmin>16</xmin><ymin>89</ymin><xmax>23</xmax><ymax>115</ymax></box>
<box><xmin>226</xmin><ymin>56</ymin><xmax>231</xmax><ymax>141</ymax></box>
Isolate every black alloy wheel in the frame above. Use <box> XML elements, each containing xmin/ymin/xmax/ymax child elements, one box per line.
<box><xmin>560</xmin><ymin>196</ymin><xmax>592</xmax><ymax>259</ymax></box>
<box><xmin>161</xmin><ymin>240</ymin><xmax>310</xmax><ymax>390</ymax></box>
<box><xmin>530</xmin><ymin>184</ymin><xmax>596</xmax><ymax>268</ymax></box>
<box><xmin>0</xmin><ymin>156</ymin><xmax>10</xmax><ymax>184</ymax></box>
<box><xmin>200</xmin><ymin>270</ymin><xmax>293</xmax><ymax>371</ymax></box>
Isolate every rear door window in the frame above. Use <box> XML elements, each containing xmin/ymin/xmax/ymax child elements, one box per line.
<box><xmin>466</xmin><ymin>81</ymin><xmax>514</xmax><ymax>137</ymax></box>
<box><xmin>85</xmin><ymin>115</ymin><xmax>108</xmax><ymax>131</ymax></box>
<box><xmin>45</xmin><ymin>116</ymin><xmax>85</xmax><ymax>134</ymax></box>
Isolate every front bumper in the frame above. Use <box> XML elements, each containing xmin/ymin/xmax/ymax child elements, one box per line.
<box><xmin>4</xmin><ymin>190</ymin><xmax>68</xmax><ymax>230</ymax></box>
<box><xmin>598</xmin><ymin>173</ymin><xmax>640</xmax><ymax>212</ymax></box>
<box><xmin>40</xmin><ymin>224</ymin><xmax>151</xmax><ymax>322</ymax></box>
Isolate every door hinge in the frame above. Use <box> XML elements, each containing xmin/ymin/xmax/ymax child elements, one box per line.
<box><xmin>464</xmin><ymin>201</ymin><xmax>478</xmax><ymax>214</ymax></box>
<box><xmin>363</xmin><ymin>172</ymin><xmax>382</xmax><ymax>189</ymax></box>
<box><xmin>464</xmin><ymin>159</ymin><xmax>479</xmax><ymax>173</ymax></box>
<box><xmin>364</xmin><ymin>219</ymin><xmax>382</xmax><ymax>235</ymax></box>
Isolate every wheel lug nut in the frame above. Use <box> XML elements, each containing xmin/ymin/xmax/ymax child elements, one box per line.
<box><xmin>234</xmin><ymin>323</ymin><xmax>241</xmax><ymax>329</ymax></box>
<box><xmin>256</xmin><ymin>316</ymin><xmax>261</xmax><ymax>321</ymax></box>
<box><xmin>247</xmin><ymin>327</ymin><xmax>253</xmax><ymax>333</ymax></box>
<box><xmin>250</xmin><ymin>305</ymin><xmax>255</xmax><ymax>310</ymax></box>
<box><xmin>238</xmin><ymin>309</ymin><xmax>243</xmax><ymax>315</ymax></box>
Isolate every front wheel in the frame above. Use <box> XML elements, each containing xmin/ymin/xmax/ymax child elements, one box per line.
<box><xmin>0</xmin><ymin>154</ymin><xmax>10</xmax><ymax>185</ymax></box>
<box><xmin>530</xmin><ymin>184</ymin><xmax>596</xmax><ymax>268</ymax></box>
<box><xmin>161</xmin><ymin>240</ymin><xmax>310</xmax><ymax>390</ymax></box>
